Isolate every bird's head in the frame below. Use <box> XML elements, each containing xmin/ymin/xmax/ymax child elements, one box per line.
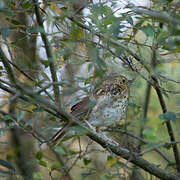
<box><xmin>95</xmin><ymin>75</ymin><xmax>128</xmax><ymax>97</ymax></box>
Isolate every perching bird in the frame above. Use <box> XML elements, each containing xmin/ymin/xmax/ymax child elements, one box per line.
<box><xmin>50</xmin><ymin>74</ymin><xmax>129</xmax><ymax>146</ymax></box>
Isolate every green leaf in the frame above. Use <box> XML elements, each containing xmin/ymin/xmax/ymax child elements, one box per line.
<box><xmin>27</xmin><ymin>26</ymin><xmax>44</xmax><ymax>34</ymax></box>
<box><xmin>143</xmin><ymin>128</ymin><xmax>157</xmax><ymax>141</ymax></box>
<box><xmin>35</xmin><ymin>151</ymin><xmax>43</xmax><ymax>160</ymax></box>
<box><xmin>167</xmin><ymin>161</ymin><xmax>176</xmax><ymax>167</ymax></box>
<box><xmin>158</xmin><ymin>112</ymin><xmax>176</xmax><ymax>123</ymax></box>
<box><xmin>17</xmin><ymin>111</ymin><xmax>24</xmax><ymax>122</ymax></box>
<box><xmin>83</xmin><ymin>158</ymin><xmax>91</xmax><ymax>166</ymax></box>
<box><xmin>157</xmin><ymin>29</ymin><xmax>168</xmax><ymax>44</ymax></box>
<box><xmin>20</xmin><ymin>2</ymin><xmax>30</xmax><ymax>9</ymax></box>
<box><xmin>139</xmin><ymin>24</ymin><xmax>154</xmax><ymax>37</ymax></box>
<box><xmin>87</xmin><ymin>63</ymin><xmax>94</xmax><ymax>73</ymax></box>
<box><xmin>50</xmin><ymin>163</ymin><xmax>61</xmax><ymax>171</ymax></box>
<box><xmin>33</xmin><ymin>172</ymin><xmax>43</xmax><ymax>180</ymax></box>
<box><xmin>39</xmin><ymin>160</ymin><xmax>47</xmax><ymax>167</ymax></box>
<box><xmin>0</xmin><ymin>28</ymin><xmax>10</xmax><ymax>39</ymax></box>
<box><xmin>40</xmin><ymin>60</ymin><xmax>49</xmax><ymax>68</ymax></box>
<box><xmin>54</xmin><ymin>146</ymin><xmax>66</xmax><ymax>155</ymax></box>
<box><xmin>127</xmin><ymin>16</ymin><xmax>133</xmax><ymax>25</ymax></box>
<box><xmin>32</xmin><ymin>107</ymin><xmax>43</xmax><ymax>112</ymax></box>
<box><xmin>146</xmin><ymin>142</ymin><xmax>161</xmax><ymax>149</ymax></box>
<box><xmin>3</xmin><ymin>115</ymin><xmax>13</xmax><ymax>121</ymax></box>
<box><xmin>11</xmin><ymin>19</ymin><xmax>22</xmax><ymax>25</ymax></box>
<box><xmin>40</xmin><ymin>71</ymin><xmax>51</xmax><ymax>81</ymax></box>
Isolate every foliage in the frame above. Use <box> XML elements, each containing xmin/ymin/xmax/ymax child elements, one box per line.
<box><xmin>0</xmin><ymin>0</ymin><xmax>180</xmax><ymax>179</ymax></box>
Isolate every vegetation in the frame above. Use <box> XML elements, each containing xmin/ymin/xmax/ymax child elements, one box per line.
<box><xmin>0</xmin><ymin>0</ymin><xmax>180</xmax><ymax>179</ymax></box>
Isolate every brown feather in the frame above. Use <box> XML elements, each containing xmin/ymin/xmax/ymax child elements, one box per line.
<box><xmin>71</xmin><ymin>96</ymin><xmax>95</xmax><ymax>118</ymax></box>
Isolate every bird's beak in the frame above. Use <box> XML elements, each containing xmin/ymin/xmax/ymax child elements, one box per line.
<box><xmin>128</xmin><ymin>79</ymin><xmax>133</xmax><ymax>84</ymax></box>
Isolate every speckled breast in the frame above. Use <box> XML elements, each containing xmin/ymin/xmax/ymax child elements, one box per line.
<box><xmin>89</xmin><ymin>91</ymin><xmax>128</xmax><ymax>127</ymax></box>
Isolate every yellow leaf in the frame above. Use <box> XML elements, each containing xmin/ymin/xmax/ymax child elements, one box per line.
<box><xmin>105</xmin><ymin>157</ymin><xmax>118</xmax><ymax>168</ymax></box>
<box><xmin>49</xmin><ymin>117</ymin><xmax>56</xmax><ymax>122</ymax></box>
<box><xmin>23</xmin><ymin>105</ymin><xmax>37</xmax><ymax>113</ymax></box>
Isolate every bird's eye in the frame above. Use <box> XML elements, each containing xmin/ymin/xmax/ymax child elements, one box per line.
<box><xmin>122</xmin><ymin>79</ymin><xmax>126</xmax><ymax>83</ymax></box>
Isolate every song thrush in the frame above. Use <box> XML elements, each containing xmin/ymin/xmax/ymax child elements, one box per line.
<box><xmin>50</xmin><ymin>74</ymin><xmax>129</xmax><ymax>145</ymax></box>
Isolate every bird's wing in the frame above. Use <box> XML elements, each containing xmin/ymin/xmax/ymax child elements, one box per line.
<box><xmin>71</xmin><ymin>96</ymin><xmax>95</xmax><ymax>118</ymax></box>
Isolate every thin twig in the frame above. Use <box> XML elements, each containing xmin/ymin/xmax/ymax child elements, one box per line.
<box><xmin>0</xmin><ymin>92</ymin><xmax>20</xmax><ymax>108</ymax></box>
<box><xmin>67</xmin><ymin>15</ymin><xmax>180</xmax><ymax>172</ymax></box>
<box><xmin>0</xmin><ymin>110</ymin><xmax>44</xmax><ymax>143</ymax></box>
<box><xmin>159</xmin><ymin>75</ymin><xmax>180</xmax><ymax>85</ymax></box>
<box><xmin>0</xmin><ymin>45</ymin><xmax>179</xmax><ymax>179</ymax></box>
<box><xmin>138</xmin><ymin>141</ymin><xmax>180</xmax><ymax>157</ymax></box>
<box><xmin>0</xmin><ymin>82</ymin><xmax>178</xmax><ymax>179</ymax></box>
<box><xmin>50</xmin><ymin>148</ymin><xmax>73</xmax><ymax>180</ymax></box>
<box><xmin>104</xmin><ymin>128</ymin><xmax>170</xmax><ymax>163</ymax></box>
<box><xmin>0</xmin><ymin>47</ymin><xmax>17</xmax><ymax>85</ymax></box>
<box><xmin>128</xmin><ymin>5</ymin><xmax>180</xmax><ymax>26</ymax></box>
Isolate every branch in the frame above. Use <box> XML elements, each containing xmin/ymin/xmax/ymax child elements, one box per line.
<box><xmin>0</xmin><ymin>47</ymin><xmax>17</xmax><ymax>85</ymax></box>
<box><xmin>67</xmin><ymin>15</ymin><xmax>180</xmax><ymax>173</ymax></box>
<box><xmin>128</xmin><ymin>5</ymin><xmax>180</xmax><ymax>26</ymax></box>
<box><xmin>138</xmin><ymin>141</ymin><xmax>180</xmax><ymax>157</ymax></box>
<box><xmin>151</xmin><ymin>44</ymin><xmax>180</xmax><ymax>172</ymax></box>
<box><xmin>0</xmin><ymin>110</ymin><xmax>44</xmax><ymax>144</ymax></box>
<box><xmin>104</xmin><ymin>128</ymin><xmax>170</xmax><ymax>163</ymax></box>
<box><xmin>153</xmin><ymin>77</ymin><xmax>180</xmax><ymax>172</ymax></box>
<box><xmin>50</xmin><ymin>148</ymin><xmax>73</xmax><ymax>180</ymax></box>
<box><xmin>0</xmin><ymin>82</ymin><xmax>179</xmax><ymax>180</ymax></box>
<box><xmin>33</xmin><ymin>0</ymin><xmax>61</xmax><ymax>106</ymax></box>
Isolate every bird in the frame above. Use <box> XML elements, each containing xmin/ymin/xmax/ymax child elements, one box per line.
<box><xmin>49</xmin><ymin>74</ymin><xmax>129</xmax><ymax>146</ymax></box>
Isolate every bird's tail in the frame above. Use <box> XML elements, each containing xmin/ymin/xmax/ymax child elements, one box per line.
<box><xmin>48</xmin><ymin>122</ymin><xmax>72</xmax><ymax>147</ymax></box>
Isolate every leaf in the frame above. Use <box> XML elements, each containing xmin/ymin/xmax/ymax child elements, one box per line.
<box><xmin>40</xmin><ymin>71</ymin><xmax>51</xmax><ymax>81</ymax></box>
<box><xmin>20</xmin><ymin>2</ymin><xmax>30</xmax><ymax>9</ymax></box>
<box><xmin>32</xmin><ymin>107</ymin><xmax>43</xmax><ymax>112</ymax></box>
<box><xmin>16</xmin><ymin>111</ymin><xmax>24</xmax><ymax>122</ymax></box>
<box><xmin>158</xmin><ymin>112</ymin><xmax>176</xmax><ymax>123</ymax></box>
<box><xmin>70</xmin><ymin>126</ymin><xmax>88</xmax><ymax>136</ymax></box>
<box><xmin>0</xmin><ymin>28</ymin><xmax>10</xmax><ymax>39</ymax></box>
<box><xmin>40</xmin><ymin>60</ymin><xmax>49</xmax><ymax>68</ymax></box>
<box><xmin>27</xmin><ymin>26</ymin><xmax>45</xmax><ymax>34</ymax></box>
<box><xmin>143</xmin><ymin>128</ymin><xmax>157</xmax><ymax>141</ymax></box>
<box><xmin>87</xmin><ymin>63</ymin><xmax>94</xmax><ymax>73</ymax></box>
<box><xmin>167</xmin><ymin>161</ymin><xmax>176</xmax><ymax>167</ymax></box>
<box><xmin>3</xmin><ymin>115</ymin><xmax>13</xmax><ymax>121</ymax></box>
<box><xmin>11</xmin><ymin>19</ymin><xmax>22</xmax><ymax>25</ymax></box>
<box><xmin>83</xmin><ymin>158</ymin><xmax>91</xmax><ymax>166</ymax></box>
<box><xmin>23</xmin><ymin>105</ymin><xmax>37</xmax><ymax>113</ymax></box>
<box><xmin>157</xmin><ymin>29</ymin><xmax>168</xmax><ymax>44</ymax></box>
<box><xmin>127</xmin><ymin>16</ymin><xmax>133</xmax><ymax>25</ymax></box>
<box><xmin>146</xmin><ymin>142</ymin><xmax>161</xmax><ymax>149</ymax></box>
<box><xmin>50</xmin><ymin>163</ymin><xmax>61</xmax><ymax>171</ymax></box>
<box><xmin>139</xmin><ymin>24</ymin><xmax>154</xmax><ymax>37</ymax></box>
<box><xmin>54</xmin><ymin>146</ymin><xmax>66</xmax><ymax>155</ymax></box>
<box><xmin>105</xmin><ymin>156</ymin><xmax>118</xmax><ymax>168</ymax></box>
<box><xmin>35</xmin><ymin>152</ymin><xmax>43</xmax><ymax>160</ymax></box>
<box><xmin>39</xmin><ymin>160</ymin><xmax>47</xmax><ymax>167</ymax></box>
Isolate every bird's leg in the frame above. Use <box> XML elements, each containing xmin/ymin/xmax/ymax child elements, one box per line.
<box><xmin>84</xmin><ymin>120</ymin><xmax>96</xmax><ymax>131</ymax></box>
